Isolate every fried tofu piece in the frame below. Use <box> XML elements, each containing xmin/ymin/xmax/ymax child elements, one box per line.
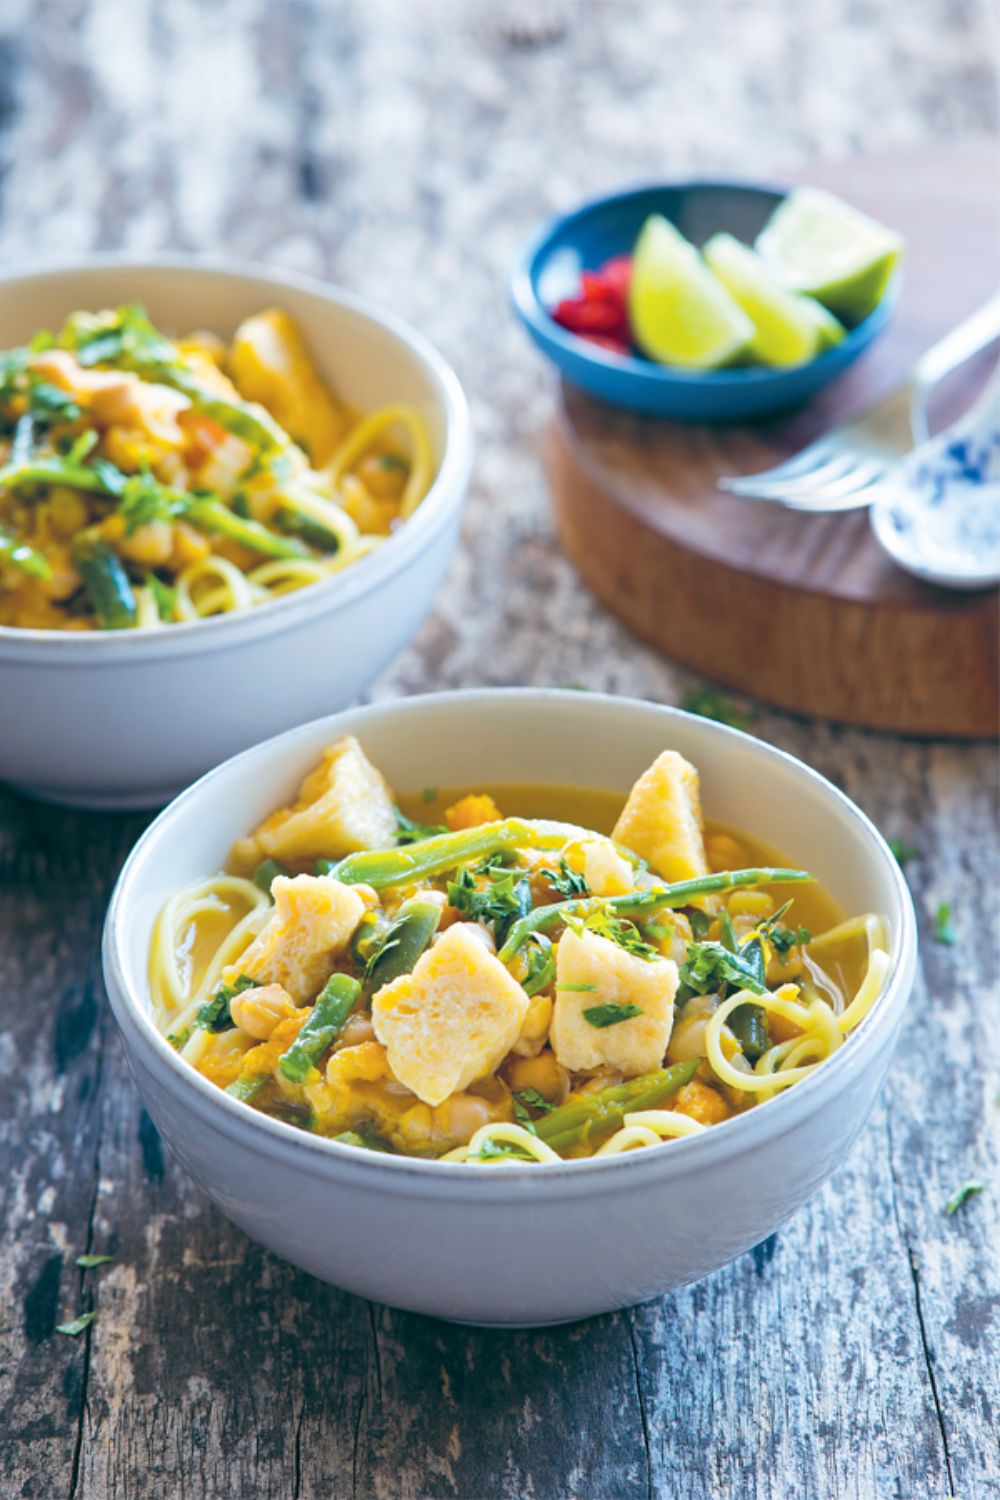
<box><xmin>550</xmin><ymin>928</ymin><xmax>678</xmax><ymax>1075</ymax></box>
<box><xmin>227</xmin><ymin>308</ymin><xmax>346</xmax><ymax>465</ymax></box>
<box><xmin>612</xmin><ymin>750</ymin><xmax>709</xmax><ymax>883</ymax></box>
<box><xmin>225</xmin><ymin>875</ymin><xmax>369</xmax><ymax>1003</ymax></box>
<box><xmin>371</xmin><ymin>924</ymin><xmax>529</xmax><ymax>1106</ymax></box>
<box><xmin>580</xmin><ymin>838</ymin><xmax>635</xmax><ymax>897</ymax></box>
<box><xmin>234</xmin><ymin>736</ymin><xmax>398</xmax><ymax>868</ymax></box>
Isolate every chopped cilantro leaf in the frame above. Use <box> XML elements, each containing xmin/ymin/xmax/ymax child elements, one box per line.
<box><xmin>543</xmin><ymin>858</ymin><xmax>588</xmax><ymax>898</ymax></box>
<box><xmin>56</xmin><ymin>1310</ymin><xmax>97</xmax><ymax>1337</ymax></box>
<box><xmin>945</xmin><ymin>1181</ymin><xmax>984</xmax><ymax>1215</ymax></box>
<box><xmin>522</xmin><ymin>933</ymin><xmax>556</xmax><ymax>996</ymax></box>
<box><xmin>681</xmin><ymin>688</ymin><xmax>754</xmax><ymax>732</ymax></box>
<box><xmin>422</xmin><ymin>786</ymin><xmax>438</xmax><ymax>804</ymax></box>
<box><xmin>585</xmin><ymin>910</ymin><xmax>657</xmax><ymax>961</ymax></box>
<box><xmin>583</xmin><ymin>1002</ymin><xmax>643</xmax><ymax>1028</ymax></box>
<box><xmin>447</xmin><ymin>866</ymin><xmax>531</xmax><ymax>941</ymax></box>
<box><xmin>679</xmin><ymin>940</ymin><xmax>768</xmax><ymax>1000</ymax></box>
<box><xmin>513</xmin><ymin>1087</ymin><xmax>554</xmax><ymax>1115</ymax></box>
<box><xmin>888</xmin><ymin>838</ymin><xmax>917</xmax><ymax>867</ymax></box>
<box><xmin>512</xmin><ymin>1096</ymin><xmax>539</xmax><ymax>1135</ymax></box>
<box><xmin>197</xmin><ymin>974</ymin><xmax>256</xmax><ymax>1032</ymax></box>
<box><xmin>395</xmin><ymin>807</ymin><xmax>447</xmax><ymax>844</ymax></box>
<box><xmin>934</xmin><ymin>903</ymin><xmax>957</xmax><ymax>946</ymax></box>
<box><xmin>556</xmin><ymin>981</ymin><xmax>597</xmax><ymax>993</ymax></box>
<box><xmin>688</xmin><ymin>909</ymin><xmax>712</xmax><ymax>940</ymax></box>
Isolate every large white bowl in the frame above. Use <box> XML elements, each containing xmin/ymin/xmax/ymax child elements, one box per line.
<box><xmin>0</xmin><ymin>259</ymin><xmax>472</xmax><ymax>807</ymax></box>
<box><xmin>102</xmin><ymin>690</ymin><xmax>917</xmax><ymax>1325</ymax></box>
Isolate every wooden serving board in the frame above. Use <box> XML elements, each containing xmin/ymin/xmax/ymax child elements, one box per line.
<box><xmin>547</xmin><ymin>139</ymin><xmax>1000</xmax><ymax>738</ymax></box>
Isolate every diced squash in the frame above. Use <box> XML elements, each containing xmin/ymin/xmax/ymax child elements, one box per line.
<box><xmin>551</xmin><ymin>928</ymin><xmax>678</xmax><ymax>1075</ymax></box>
<box><xmin>236</xmin><ymin>736</ymin><xmax>398</xmax><ymax>867</ymax></box>
<box><xmin>444</xmin><ymin>793</ymin><xmax>502</xmax><ymax>831</ymax></box>
<box><xmin>673</xmin><ymin>1079</ymin><xmax>731</xmax><ymax>1125</ymax></box>
<box><xmin>225</xmin><ymin>875</ymin><xmax>368</xmax><ymax>1002</ymax></box>
<box><xmin>227</xmin><ymin>308</ymin><xmax>346</xmax><ymax>465</ymax></box>
<box><xmin>612</xmin><ymin>750</ymin><xmax>709</xmax><ymax>883</ymax></box>
<box><xmin>371</xmin><ymin>924</ymin><xmax>529</xmax><ymax>1106</ymax></box>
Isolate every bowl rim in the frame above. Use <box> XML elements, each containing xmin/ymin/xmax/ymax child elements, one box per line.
<box><xmin>509</xmin><ymin>177</ymin><xmax>899</xmax><ymax>388</ymax></box>
<box><xmin>102</xmin><ymin>687</ymin><xmax>918</xmax><ymax>1187</ymax></box>
<box><xmin>0</xmin><ymin>254</ymin><xmax>473</xmax><ymax>662</ymax></box>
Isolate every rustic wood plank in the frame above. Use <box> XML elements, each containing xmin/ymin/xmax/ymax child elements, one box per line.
<box><xmin>0</xmin><ymin>2</ymin><xmax>997</xmax><ymax>1498</ymax></box>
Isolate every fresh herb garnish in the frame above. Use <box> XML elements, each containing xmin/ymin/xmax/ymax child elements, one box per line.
<box><xmin>585</xmin><ymin>910</ymin><xmax>658</xmax><ymax>961</ymax></box>
<box><xmin>197</xmin><ymin>974</ymin><xmax>256</xmax><ymax>1032</ymax></box>
<box><xmin>467</xmin><ymin>1137</ymin><xmax>536</xmax><ymax>1163</ymax></box>
<box><xmin>719</xmin><ymin>909</ymin><xmax>739</xmax><ymax>954</ymax></box>
<box><xmin>688</xmin><ymin>909</ymin><xmax>712</xmax><ymax>940</ymax></box>
<box><xmin>146</xmin><ymin>573</ymin><xmax>177</xmax><ymax>622</ymax></box>
<box><xmin>945</xmin><ymin>1181</ymin><xmax>984</xmax><ymax>1215</ymax></box>
<box><xmin>447</xmin><ymin>866</ymin><xmax>532</xmax><ymax>941</ymax></box>
<box><xmin>522</xmin><ymin>932</ymin><xmax>556</xmax><ymax>996</ymax></box>
<box><xmin>583</xmin><ymin>1002</ymin><xmax>644</xmax><ymax>1028</ymax></box>
<box><xmin>56</xmin><ymin>1310</ymin><xmax>97</xmax><ymax>1337</ymax></box>
<box><xmin>888</xmin><ymin>838</ymin><xmax>917</xmax><ymax>867</ymax></box>
<box><xmin>76</xmin><ymin>1254</ymin><xmax>113</xmax><ymax>1268</ymax></box>
<box><xmin>678</xmin><ymin>940</ymin><xmax>768</xmax><ymax>1000</ymax></box>
<box><xmin>543</xmin><ymin>858</ymin><xmax>589</xmax><ymax>898</ymax></box>
<box><xmin>513</xmin><ymin>1087</ymin><xmax>554</xmax><ymax>1116</ymax></box>
<box><xmin>422</xmin><ymin>786</ymin><xmax>438</xmax><ymax>804</ymax></box>
<box><xmin>682</xmin><ymin>688</ymin><xmax>754</xmax><ymax>732</ymax></box>
<box><xmin>395</xmin><ymin>807</ymin><xmax>447</xmax><ymax>844</ymax></box>
<box><xmin>556</xmin><ymin>981</ymin><xmax>597</xmax><ymax>993</ymax></box>
<box><xmin>934</xmin><ymin>903</ymin><xmax>957</xmax><ymax>946</ymax></box>
<box><xmin>512</xmin><ymin>1095</ymin><xmax>539</xmax><ymax>1135</ymax></box>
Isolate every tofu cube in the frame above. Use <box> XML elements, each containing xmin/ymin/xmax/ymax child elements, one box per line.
<box><xmin>612</xmin><ymin>750</ymin><xmax>709</xmax><ymax>884</ymax></box>
<box><xmin>551</xmin><ymin>928</ymin><xmax>678</xmax><ymax>1075</ymax></box>
<box><xmin>226</xmin><ymin>875</ymin><xmax>369</xmax><ymax>1003</ymax></box>
<box><xmin>581</xmin><ymin>838</ymin><xmax>635</xmax><ymax>897</ymax></box>
<box><xmin>371</xmin><ymin>924</ymin><xmax>529</xmax><ymax>1106</ymax></box>
<box><xmin>238</xmin><ymin>736</ymin><xmax>398</xmax><ymax>866</ymax></box>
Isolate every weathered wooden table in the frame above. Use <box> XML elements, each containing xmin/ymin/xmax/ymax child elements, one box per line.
<box><xmin>2</xmin><ymin>3</ymin><xmax>997</xmax><ymax>1496</ymax></box>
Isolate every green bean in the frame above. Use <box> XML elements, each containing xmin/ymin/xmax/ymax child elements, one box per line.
<box><xmin>363</xmin><ymin>898</ymin><xmax>441</xmax><ymax>998</ymax></box>
<box><xmin>0</xmin><ymin>454</ymin><xmax>125</xmax><ymax>496</ymax></box>
<box><xmin>536</xmin><ymin>1061</ymin><xmax>698</xmax><ymax>1155</ymax></box>
<box><xmin>72</xmin><ymin>534</ymin><xmax>137</xmax><ymax>628</ymax></box>
<box><xmin>253</xmin><ymin>858</ymin><xmax>290</xmax><ymax>896</ymax></box>
<box><xmin>329</xmin><ymin>819</ymin><xmax>567</xmax><ymax>890</ymax></box>
<box><xmin>278</xmin><ymin>973</ymin><xmax>361</xmax><ymax>1083</ymax></box>
<box><xmin>497</xmin><ymin>868</ymin><xmax>813</xmax><ymax>962</ymax></box>
<box><xmin>278</xmin><ymin>505</ymin><xmax>341</xmax><ymax>553</ymax></box>
<box><xmin>184</xmin><ymin>495</ymin><xmax>308</xmax><ymax>560</ymax></box>
<box><xmin>334</xmin><ymin>1129</ymin><xmax>395</xmax><ymax>1153</ymax></box>
<box><xmin>0</xmin><ymin>527</ymin><xmax>52</xmax><ymax>580</ymax></box>
<box><xmin>226</xmin><ymin>1073</ymin><xmax>266</xmax><ymax>1104</ymax></box>
<box><xmin>728</xmin><ymin>1003</ymin><xmax>769</xmax><ymax>1062</ymax></box>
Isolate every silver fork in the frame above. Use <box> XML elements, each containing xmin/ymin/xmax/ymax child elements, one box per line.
<box><xmin>719</xmin><ymin>293</ymin><xmax>1000</xmax><ymax>512</ymax></box>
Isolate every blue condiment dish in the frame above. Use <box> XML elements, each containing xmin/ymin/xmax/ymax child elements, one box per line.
<box><xmin>510</xmin><ymin>181</ymin><xmax>899</xmax><ymax>421</ymax></box>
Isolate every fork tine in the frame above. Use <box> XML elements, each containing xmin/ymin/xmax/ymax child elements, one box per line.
<box><xmin>778</xmin><ymin>467</ymin><xmax>886</xmax><ymax>512</ymax></box>
<box><xmin>723</xmin><ymin>450</ymin><xmax>849</xmax><ymax>501</ymax></box>
<box><xmin>719</xmin><ymin>441</ymin><xmax>835</xmax><ymax>495</ymax></box>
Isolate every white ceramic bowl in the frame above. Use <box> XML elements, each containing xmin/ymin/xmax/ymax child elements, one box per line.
<box><xmin>103</xmin><ymin>690</ymin><xmax>917</xmax><ymax>1326</ymax></box>
<box><xmin>0</xmin><ymin>258</ymin><xmax>472</xmax><ymax>808</ymax></box>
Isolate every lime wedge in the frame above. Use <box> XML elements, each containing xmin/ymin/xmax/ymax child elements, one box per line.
<box><xmin>756</xmin><ymin>187</ymin><xmax>904</xmax><ymax>321</ymax></box>
<box><xmin>629</xmin><ymin>215</ymin><xmax>754</xmax><ymax>369</ymax></box>
<box><xmin>703</xmin><ymin>232</ymin><xmax>845</xmax><ymax>366</ymax></box>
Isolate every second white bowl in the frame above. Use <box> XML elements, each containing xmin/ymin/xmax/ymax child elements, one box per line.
<box><xmin>0</xmin><ymin>259</ymin><xmax>472</xmax><ymax>807</ymax></box>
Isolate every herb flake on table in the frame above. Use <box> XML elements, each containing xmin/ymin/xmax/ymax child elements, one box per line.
<box><xmin>888</xmin><ymin>838</ymin><xmax>917</xmax><ymax>867</ymax></box>
<box><xmin>76</xmin><ymin>1253</ymin><xmax>113</xmax><ymax>1268</ymax></box>
<box><xmin>56</xmin><ymin>1310</ymin><xmax>97</xmax><ymax>1337</ymax></box>
<box><xmin>945</xmin><ymin>1181</ymin><xmax>984</xmax><ymax>1215</ymax></box>
<box><xmin>933</xmin><ymin>902</ymin><xmax>957</xmax><ymax>946</ymax></box>
<box><xmin>681</xmin><ymin>688</ymin><xmax>754</xmax><ymax>732</ymax></box>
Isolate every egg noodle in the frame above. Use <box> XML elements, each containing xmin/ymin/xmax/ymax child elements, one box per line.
<box><xmin>148</xmin><ymin>738</ymin><xmax>892</xmax><ymax>1167</ymax></box>
<box><xmin>0</xmin><ymin>303</ymin><xmax>434</xmax><ymax>631</ymax></box>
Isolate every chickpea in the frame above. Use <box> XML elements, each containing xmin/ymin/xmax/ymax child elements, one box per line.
<box><xmin>727</xmin><ymin>890</ymin><xmax>774</xmax><ymax>920</ymax></box>
<box><xmin>118</xmin><ymin>519</ymin><xmax>174</xmax><ymax>566</ymax></box>
<box><xmin>229</xmin><ymin>983</ymin><xmax>298</xmax><ymax>1040</ymax></box>
<box><xmin>335</xmin><ymin>1013</ymin><xmax>376</xmax><ymax>1051</ymax></box>
<box><xmin>357</xmin><ymin>452</ymin><xmax>408</xmax><ymax>500</ymax></box>
<box><xmin>706</xmin><ymin>832</ymin><xmax>748</xmax><ymax>872</ymax></box>
<box><xmin>503</xmin><ymin>1049</ymin><xmax>569</xmax><ymax>1104</ymax></box>
<box><xmin>666</xmin><ymin>994</ymin><xmax>719</xmax><ymax>1064</ymax></box>
<box><xmin>48</xmin><ymin>487</ymin><xmax>89</xmax><ymax>536</ymax></box>
<box><xmin>511</xmin><ymin>993</ymin><xmax>553</xmax><ymax>1058</ymax></box>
